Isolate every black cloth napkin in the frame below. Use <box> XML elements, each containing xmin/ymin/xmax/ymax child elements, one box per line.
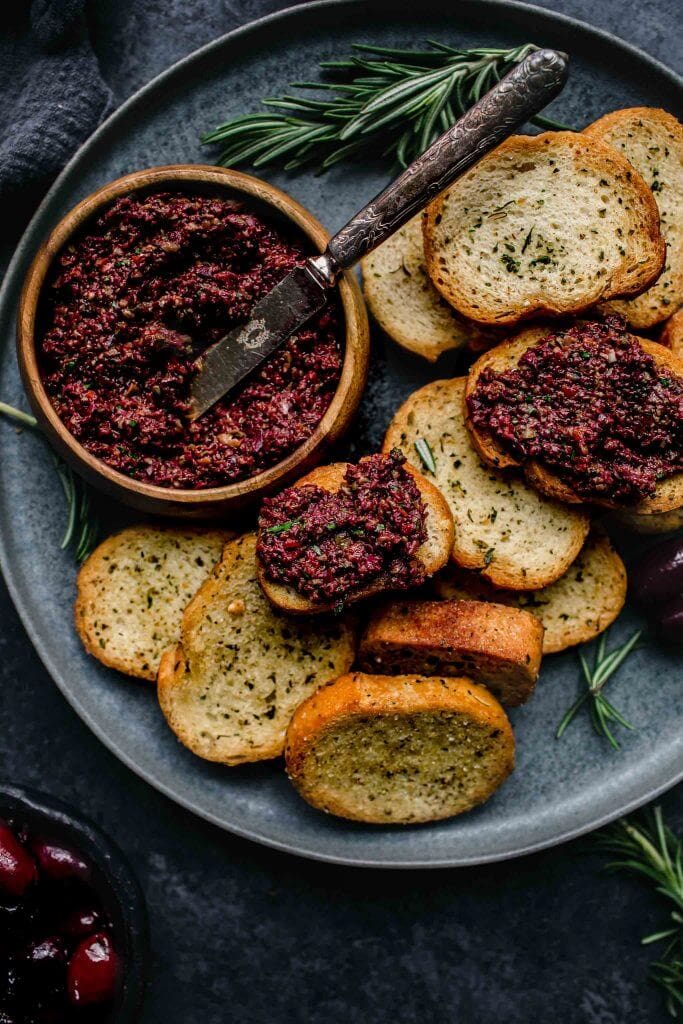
<box><xmin>0</xmin><ymin>0</ymin><xmax>113</xmax><ymax>234</ymax></box>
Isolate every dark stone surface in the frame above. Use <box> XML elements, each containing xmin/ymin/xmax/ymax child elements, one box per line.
<box><xmin>1</xmin><ymin>1</ymin><xmax>680</xmax><ymax>1020</ymax></box>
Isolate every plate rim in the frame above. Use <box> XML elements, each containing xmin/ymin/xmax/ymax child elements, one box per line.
<box><xmin>1</xmin><ymin>0</ymin><xmax>681</xmax><ymax>868</ymax></box>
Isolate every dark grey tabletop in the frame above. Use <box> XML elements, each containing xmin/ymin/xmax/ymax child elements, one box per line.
<box><xmin>1</xmin><ymin>1</ymin><xmax>681</xmax><ymax>1021</ymax></box>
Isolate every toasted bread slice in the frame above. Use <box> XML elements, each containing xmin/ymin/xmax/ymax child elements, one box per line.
<box><xmin>358</xmin><ymin>599</ymin><xmax>543</xmax><ymax>706</ymax></box>
<box><xmin>584</xmin><ymin>108</ymin><xmax>683</xmax><ymax>328</ymax></box>
<box><xmin>257</xmin><ymin>460</ymin><xmax>454</xmax><ymax>615</ymax></box>
<box><xmin>465</xmin><ymin>326</ymin><xmax>683</xmax><ymax>514</ymax></box>
<box><xmin>361</xmin><ymin>214</ymin><xmax>498</xmax><ymax>361</ymax></box>
<box><xmin>610</xmin><ymin>506</ymin><xmax>683</xmax><ymax>534</ymax></box>
<box><xmin>157</xmin><ymin>534</ymin><xmax>355</xmax><ymax>765</ymax></box>
<box><xmin>660</xmin><ymin>308</ymin><xmax>683</xmax><ymax>358</ymax></box>
<box><xmin>434</xmin><ymin>528</ymin><xmax>626</xmax><ymax>654</ymax></box>
<box><xmin>285</xmin><ymin>672</ymin><xmax>515</xmax><ymax>824</ymax></box>
<box><xmin>75</xmin><ymin>525</ymin><xmax>232</xmax><ymax>681</ymax></box>
<box><xmin>423</xmin><ymin>132</ymin><xmax>665</xmax><ymax>326</ymax></box>
<box><xmin>382</xmin><ymin>377</ymin><xmax>589</xmax><ymax>590</ymax></box>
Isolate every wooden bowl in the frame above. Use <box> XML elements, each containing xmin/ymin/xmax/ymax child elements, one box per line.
<box><xmin>17</xmin><ymin>165</ymin><xmax>369</xmax><ymax>518</ymax></box>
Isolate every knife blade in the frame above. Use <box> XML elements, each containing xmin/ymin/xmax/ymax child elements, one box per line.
<box><xmin>187</xmin><ymin>262</ymin><xmax>330</xmax><ymax>421</ymax></box>
<box><xmin>189</xmin><ymin>47</ymin><xmax>568</xmax><ymax>421</ymax></box>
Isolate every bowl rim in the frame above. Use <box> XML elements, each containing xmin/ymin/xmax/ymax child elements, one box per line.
<box><xmin>17</xmin><ymin>163</ymin><xmax>368</xmax><ymax>507</ymax></box>
<box><xmin>0</xmin><ymin>783</ymin><xmax>149</xmax><ymax>1022</ymax></box>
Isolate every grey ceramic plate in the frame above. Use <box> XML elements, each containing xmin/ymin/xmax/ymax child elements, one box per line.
<box><xmin>1</xmin><ymin>0</ymin><xmax>681</xmax><ymax>868</ymax></box>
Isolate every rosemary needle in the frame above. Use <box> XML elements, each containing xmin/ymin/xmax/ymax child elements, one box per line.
<box><xmin>556</xmin><ymin>628</ymin><xmax>643</xmax><ymax>748</ymax></box>
<box><xmin>414</xmin><ymin>438</ymin><xmax>436</xmax><ymax>475</ymax></box>
<box><xmin>0</xmin><ymin>402</ymin><xmax>99</xmax><ymax>562</ymax></box>
<box><xmin>0</xmin><ymin>400</ymin><xmax>38</xmax><ymax>429</ymax></box>
<box><xmin>203</xmin><ymin>41</ymin><xmax>572</xmax><ymax>172</ymax></box>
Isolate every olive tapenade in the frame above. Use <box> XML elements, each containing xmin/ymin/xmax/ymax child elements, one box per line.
<box><xmin>257</xmin><ymin>450</ymin><xmax>428</xmax><ymax>604</ymax></box>
<box><xmin>39</xmin><ymin>192</ymin><xmax>342</xmax><ymax>489</ymax></box>
<box><xmin>467</xmin><ymin>315</ymin><xmax>683</xmax><ymax>503</ymax></box>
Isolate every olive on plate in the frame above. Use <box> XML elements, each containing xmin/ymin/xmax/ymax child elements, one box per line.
<box><xmin>656</xmin><ymin>595</ymin><xmax>683</xmax><ymax>646</ymax></box>
<box><xmin>630</xmin><ymin>535</ymin><xmax>683</xmax><ymax>645</ymax></box>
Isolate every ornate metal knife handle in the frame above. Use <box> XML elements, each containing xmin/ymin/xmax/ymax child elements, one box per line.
<box><xmin>317</xmin><ymin>48</ymin><xmax>568</xmax><ymax>280</ymax></box>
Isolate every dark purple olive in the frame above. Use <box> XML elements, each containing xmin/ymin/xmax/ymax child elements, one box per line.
<box><xmin>67</xmin><ymin>931</ymin><xmax>118</xmax><ymax>1006</ymax></box>
<box><xmin>61</xmin><ymin>906</ymin><xmax>102</xmax><ymax>938</ymax></box>
<box><xmin>655</xmin><ymin>593</ymin><xmax>683</xmax><ymax>646</ymax></box>
<box><xmin>0</xmin><ymin>821</ymin><xmax>38</xmax><ymax>898</ymax></box>
<box><xmin>630</xmin><ymin>535</ymin><xmax>683</xmax><ymax>606</ymax></box>
<box><xmin>24</xmin><ymin>936</ymin><xmax>68</xmax><ymax>974</ymax></box>
<box><xmin>29</xmin><ymin>840</ymin><xmax>90</xmax><ymax>884</ymax></box>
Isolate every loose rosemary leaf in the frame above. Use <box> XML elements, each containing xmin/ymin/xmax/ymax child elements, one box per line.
<box><xmin>203</xmin><ymin>41</ymin><xmax>572</xmax><ymax>172</ymax></box>
<box><xmin>414</xmin><ymin>438</ymin><xmax>436</xmax><ymax>475</ymax></box>
<box><xmin>0</xmin><ymin>402</ymin><xmax>99</xmax><ymax>562</ymax></box>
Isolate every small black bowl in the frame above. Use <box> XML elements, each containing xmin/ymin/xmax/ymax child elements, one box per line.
<box><xmin>0</xmin><ymin>785</ymin><xmax>148</xmax><ymax>1022</ymax></box>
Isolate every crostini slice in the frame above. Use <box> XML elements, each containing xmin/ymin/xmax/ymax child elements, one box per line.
<box><xmin>422</xmin><ymin>131</ymin><xmax>665</xmax><ymax>326</ymax></box>
<box><xmin>257</xmin><ymin>459</ymin><xmax>454</xmax><ymax>615</ymax></box>
<box><xmin>285</xmin><ymin>672</ymin><xmax>515</xmax><ymax>824</ymax></box>
<box><xmin>660</xmin><ymin>308</ymin><xmax>683</xmax><ymax>359</ymax></box>
<box><xmin>610</xmin><ymin>506</ymin><xmax>683</xmax><ymax>535</ymax></box>
<box><xmin>465</xmin><ymin>324</ymin><xmax>683</xmax><ymax>514</ymax></box>
<box><xmin>584</xmin><ymin>107</ymin><xmax>683</xmax><ymax>329</ymax></box>
<box><xmin>383</xmin><ymin>376</ymin><xmax>589</xmax><ymax>590</ymax></box>
<box><xmin>358</xmin><ymin>598</ymin><xmax>543</xmax><ymax>707</ymax></box>
<box><xmin>361</xmin><ymin>213</ymin><xmax>498</xmax><ymax>361</ymax></box>
<box><xmin>75</xmin><ymin>525</ymin><xmax>232</xmax><ymax>681</ymax></box>
<box><xmin>157</xmin><ymin>534</ymin><xmax>355</xmax><ymax>765</ymax></box>
<box><xmin>434</xmin><ymin>528</ymin><xmax>627</xmax><ymax>655</ymax></box>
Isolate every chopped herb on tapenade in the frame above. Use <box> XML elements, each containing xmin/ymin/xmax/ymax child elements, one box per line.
<box><xmin>257</xmin><ymin>450</ymin><xmax>428</xmax><ymax>603</ymax></box>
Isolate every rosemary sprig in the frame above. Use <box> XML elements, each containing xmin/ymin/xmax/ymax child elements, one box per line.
<box><xmin>556</xmin><ymin>628</ymin><xmax>643</xmax><ymax>748</ymax></box>
<box><xmin>0</xmin><ymin>402</ymin><xmax>99</xmax><ymax>562</ymax></box>
<box><xmin>596</xmin><ymin>807</ymin><xmax>683</xmax><ymax>1017</ymax></box>
<box><xmin>203</xmin><ymin>41</ymin><xmax>571</xmax><ymax>172</ymax></box>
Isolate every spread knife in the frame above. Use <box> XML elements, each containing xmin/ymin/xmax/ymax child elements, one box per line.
<box><xmin>188</xmin><ymin>47</ymin><xmax>569</xmax><ymax>420</ymax></box>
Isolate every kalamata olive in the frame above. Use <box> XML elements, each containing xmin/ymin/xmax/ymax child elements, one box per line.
<box><xmin>24</xmin><ymin>936</ymin><xmax>68</xmax><ymax>974</ymax></box>
<box><xmin>655</xmin><ymin>594</ymin><xmax>683</xmax><ymax>645</ymax></box>
<box><xmin>630</xmin><ymin>535</ymin><xmax>683</xmax><ymax>606</ymax></box>
<box><xmin>0</xmin><ymin>821</ymin><xmax>38</xmax><ymax>898</ymax></box>
<box><xmin>61</xmin><ymin>906</ymin><xmax>102</xmax><ymax>938</ymax></box>
<box><xmin>29</xmin><ymin>840</ymin><xmax>90</xmax><ymax>883</ymax></box>
<box><xmin>66</xmin><ymin>931</ymin><xmax>118</xmax><ymax>1006</ymax></box>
